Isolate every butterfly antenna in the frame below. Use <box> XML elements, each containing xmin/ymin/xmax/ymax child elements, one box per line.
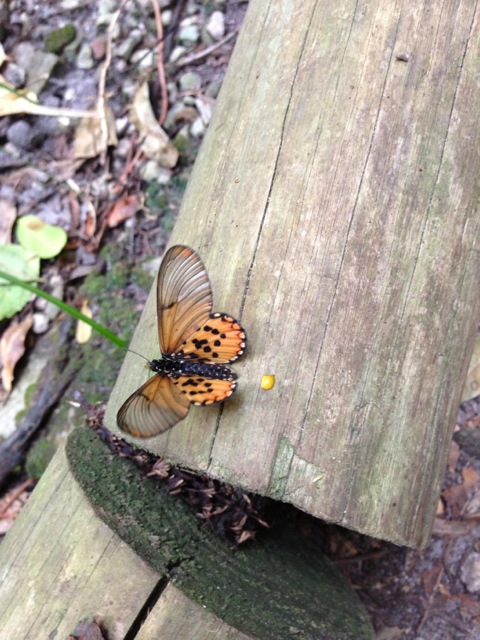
<box><xmin>123</xmin><ymin>346</ymin><xmax>150</xmax><ymax>364</ymax></box>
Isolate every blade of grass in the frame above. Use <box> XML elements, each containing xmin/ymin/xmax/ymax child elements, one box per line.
<box><xmin>0</xmin><ymin>269</ymin><xmax>127</xmax><ymax>349</ymax></box>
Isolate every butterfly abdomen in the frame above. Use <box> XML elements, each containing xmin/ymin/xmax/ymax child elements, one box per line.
<box><xmin>149</xmin><ymin>356</ymin><xmax>237</xmax><ymax>382</ymax></box>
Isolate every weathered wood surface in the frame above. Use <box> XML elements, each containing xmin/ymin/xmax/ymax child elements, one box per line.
<box><xmin>0</xmin><ymin>446</ymin><xmax>257</xmax><ymax>639</ymax></box>
<box><xmin>107</xmin><ymin>0</ymin><xmax>480</xmax><ymax>548</ymax></box>
<box><xmin>0</xmin><ymin>446</ymin><xmax>160</xmax><ymax>640</ymax></box>
<box><xmin>0</xmin><ymin>439</ymin><xmax>373</xmax><ymax>640</ymax></box>
<box><xmin>135</xmin><ymin>585</ymin><xmax>252</xmax><ymax>640</ymax></box>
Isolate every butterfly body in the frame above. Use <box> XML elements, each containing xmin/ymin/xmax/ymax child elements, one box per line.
<box><xmin>149</xmin><ymin>355</ymin><xmax>237</xmax><ymax>382</ymax></box>
<box><xmin>117</xmin><ymin>245</ymin><xmax>246</xmax><ymax>438</ymax></box>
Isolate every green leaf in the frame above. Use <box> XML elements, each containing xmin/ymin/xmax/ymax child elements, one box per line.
<box><xmin>16</xmin><ymin>214</ymin><xmax>68</xmax><ymax>259</ymax></box>
<box><xmin>0</xmin><ymin>245</ymin><xmax>40</xmax><ymax>320</ymax></box>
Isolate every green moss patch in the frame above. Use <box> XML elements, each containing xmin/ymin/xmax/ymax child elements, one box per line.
<box><xmin>67</xmin><ymin>427</ymin><xmax>373</xmax><ymax>640</ymax></box>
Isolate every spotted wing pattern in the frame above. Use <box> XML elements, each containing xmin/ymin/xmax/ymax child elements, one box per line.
<box><xmin>172</xmin><ymin>375</ymin><xmax>237</xmax><ymax>406</ymax></box>
<box><xmin>117</xmin><ymin>374</ymin><xmax>190</xmax><ymax>438</ymax></box>
<box><xmin>157</xmin><ymin>245</ymin><xmax>212</xmax><ymax>355</ymax></box>
<box><xmin>117</xmin><ymin>244</ymin><xmax>246</xmax><ymax>438</ymax></box>
<box><xmin>176</xmin><ymin>312</ymin><xmax>246</xmax><ymax>364</ymax></box>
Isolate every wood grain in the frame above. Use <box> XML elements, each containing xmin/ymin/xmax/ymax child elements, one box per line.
<box><xmin>107</xmin><ymin>0</ymin><xmax>480</xmax><ymax>547</ymax></box>
<box><xmin>0</xmin><ymin>445</ymin><xmax>160</xmax><ymax>640</ymax></box>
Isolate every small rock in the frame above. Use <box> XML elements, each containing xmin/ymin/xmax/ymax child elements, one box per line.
<box><xmin>190</xmin><ymin>117</ymin><xmax>205</xmax><ymax>138</ymax></box>
<box><xmin>61</xmin><ymin>0</ymin><xmax>85</xmax><ymax>8</ymax></box>
<box><xmin>167</xmin><ymin>80</ymin><xmax>178</xmax><ymax>104</ymax></box>
<box><xmin>32</xmin><ymin>312</ymin><xmax>50</xmax><ymax>335</ymax></box>
<box><xmin>178</xmin><ymin>24</ymin><xmax>200</xmax><ymax>46</ymax></box>
<box><xmin>91</xmin><ymin>36</ymin><xmax>107</xmax><ymax>60</ymax></box>
<box><xmin>130</xmin><ymin>48</ymin><xmax>154</xmax><ymax>70</ymax></box>
<box><xmin>13</xmin><ymin>43</ymin><xmax>58</xmax><ymax>95</ymax></box>
<box><xmin>206</xmin><ymin>11</ymin><xmax>225</xmax><ymax>41</ymax></box>
<box><xmin>169</xmin><ymin>45</ymin><xmax>187</xmax><ymax>65</ymax></box>
<box><xmin>115</xmin><ymin>30</ymin><xmax>144</xmax><ymax>59</ymax></box>
<box><xmin>139</xmin><ymin>160</ymin><xmax>172</xmax><ymax>183</ymax></box>
<box><xmin>205</xmin><ymin>79</ymin><xmax>222</xmax><ymax>99</ymax></box>
<box><xmin>44</xmin><ymin>24</ymin><xmax>76</xmax><ymax>54</ymax></box>
<box><xmin>195</xmin><ymin>96</ymin><xmax>214</xmax><ymax>125</ymax></box>
<box><xmin>3</xmin><ymin>62</ymin><xmax>25</xmax><ymax>88</ymax></box>
<box><xmin>460</xmin><ymin>552</ymin><xmax>480</xmax><ymax>593</ymax></box>
<box><xmin>97</xmin><ymin>0</ymin><xmax>118</xmax><ymax>25</ymax></box>
<box><xmin>115</xmin><ymin>137</ymin><xmax>132</xmax><ymax>158</ymax></box>
<box><xmin>173</xmin><ymin>125</ymin><xmax>191</xmax><ymax>154</ymax></box>
<box><xmin>7</xmin><ymin>121</ymin><xmax>46</xmax><ymax>151</ymax></box>
<box><xmin>115</xmin><ymin>116</ymin><xmax>130</xmax><ymax>138</ymax></box>
<box><xmin>179</xmin><ymin>71</ymin><xmax>202</xmax><ymax>92</ymax></box>
<box><xmin>164</xmin><ymin>103</ymin><xmax>197</xmax><ymax>129</ymax></box>
<box><xmin>162</xmin><ymin>10</ymin><xmax>172</xmax><ymax>26</ymax></box>
<box><xmin>76</xmin><ymin>43</ymin><xmax>94</xmax><ymax>69</ymax></box>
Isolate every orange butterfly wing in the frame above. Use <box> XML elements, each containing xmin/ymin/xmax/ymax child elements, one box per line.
<box><xmin>177</xmin><ymin>313</ymin><xmax>247</xmax><ymax>364</ymax></box>
<box><xmin>172</xmin><ymin>375</ymin><xmax>237</xmax><ymax>406</ymax></box>
<box><xmin>117</xmin><ymin>375</ymin><xmax>190</xmax><ymax>437</ymax></box>
<box><xmin>117</xmin><ymin>374</ymin><xmax>237</xmax><ymax>437</ymax></box>
<box><xmin>158</xmin><ymin>245</ymin><xmax>212</xmax><ymax>354</ymax></box>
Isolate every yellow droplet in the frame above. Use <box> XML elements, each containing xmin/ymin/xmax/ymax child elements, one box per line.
<box><xmin>261</xmin><ymin>375</ymin><xmax>275</xmax><ymax>390</ymax></box>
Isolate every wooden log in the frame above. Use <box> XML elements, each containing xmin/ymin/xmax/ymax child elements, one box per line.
<box><xmin>0</xmin><ymin>445</ymin><xmax>159</xmax><ymax>640</ymax></box>
<box><xmin>0</xmin><ymin>434</ymin><xmax>374</xmax><ymax>640</ymax></box>
<box><xmin>106</xmin><ymin>0</ymin><xmax>480</xmax><ymax>548</ymax></box>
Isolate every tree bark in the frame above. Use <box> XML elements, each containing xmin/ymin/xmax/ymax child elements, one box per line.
<box><xmin>107</xmin><ymin>0</ymin><xmax>480</xmax><ymax>548</ymax></box>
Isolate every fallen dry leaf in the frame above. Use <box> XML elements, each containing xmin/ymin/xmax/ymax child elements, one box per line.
<box><xmin>0</xmin><ymin>199</ymin><xmax>17</xmax><ymax>244</ymax></box>
<box><xmin>462</xmin><ymin>335</ymin><xmax>480</xmax><ymax>402</ymax></box>
<box><xmin>75</xmin><ymin>299</ymin><xmax>93</xmax><ymax>344</ymax></box>
<box><xmin>0</xmin><ymin>314</ymin><xmax>33</xmax><ymax>392</ymax></box>
<box><xmin>130</xmin><ymin>80</ymin><xmax>179</xmax><ymax>168</ymax></box>
<box><xmin>106</xmin><ymin>194</ymin><xmax>139</xmax><ymax>228</ymax></box>
<box><xmin>83</xmin><ymin>200</ymin><xmax>97</xmax><ymax>240</ymax></box>
<box><xmin>447</xmin><ymin>439</ymin><xmax>461</xmax><ymax>473</ymax></box>
<box><xmin>73</xmin><ymin>101</ymin><xmax>117</xmax><ymax>160</ymax></box>
<box><xmin>462</xmin><ymin>466</ymin><xmax>479</xmax><ymax>490</ymax></box>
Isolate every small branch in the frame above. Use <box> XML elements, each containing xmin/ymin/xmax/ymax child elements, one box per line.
<box><xmin>151</xmin><ymin>0</ymin><xmax>168</xmax><ymax>126</ymax></box>
<box><xmin>174</xmin><ymin>30</ymin><xmax>239</xmax><ymax>69</ymax></box>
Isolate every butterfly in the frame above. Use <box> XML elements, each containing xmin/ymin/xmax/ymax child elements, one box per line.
<box><xmin>117</xmin><ymin>245</ymin><xmax>247</xmax><ymax>438</ymax></box>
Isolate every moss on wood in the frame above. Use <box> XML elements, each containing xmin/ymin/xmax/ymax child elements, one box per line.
<box><xmin>67</xmin><ymin>427</ymin><xmax>373</xmax><ymax>640</ymax></box>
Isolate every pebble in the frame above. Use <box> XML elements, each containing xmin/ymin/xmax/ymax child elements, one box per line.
<box><xmin>190</xmin><ymin>117</ymin><xmax>205</xmax><ymax>138</ymax></box>
<box><xmin>3</xmin><ymin>62</ymin><xmax>25</xmax><ymax>88</ymax></box>
<box><xmin>178</xmin><ymin>24</ymin><xmax>200</xmax><ymax>45</ymax></box>
<box><xmin>76</xmin><ymin>43</ymin><xmax>94</xmax><ymax>69</ymax></box>
<box><xmin>169</xmin><ymin>45</ymin><xmax>187</xmax><ymax>65</ymax></box>
<box><xmin>179</xmin><ymin>71</ymin><xmax>202</xmax><ymax>92</ymax></box>
<box><xmin>7</xmin><ymin>121</ymin><xmax>45</xmax><ymax>151</ymax></box>
<box><xmin>115</xmin><ymin>30</ymin><xmax>144</xmax><ymax>59</ymax></box>
<box><xmin>32</xmin><ymin>312</ymin><xmax>50</xmax><ymax>334</ymax></box>
<box><xmin>91</xmin><ymin>36</ymin><xmax>107</xmax><ymax>60</ymax></box>
<box><xmin>195</xmin><ymin>96</ymin><xmax>214</xmax><ymax>125</ymax></box>
<box><xmin>97</xmin><ymin>0</ymin><xmax>118</xmax><ymax>25</ymax></box>
<box><xmin>139</xmin><ymin>160</ymin><xmax>171</xmax><ymax>183</ymax></box>
<box><xmin>206</xmin><ymin>11</ymin><xmax>225</xmax><ymax>41</ymax></box>
<box><xmin>130</xmin><ymin>48</ymin><xmax>154</xmax><ymax>70</ymax></box>
<box><xmin>460</xmin><ymin>552</ymin><xmax>480</xmax><ymax>593</ymax></box>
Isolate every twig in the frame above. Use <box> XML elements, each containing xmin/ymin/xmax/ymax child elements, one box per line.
<box><xmin>97</xmin><ymin>0</ymin><xmax>128</xmax><ymax>163</ymax></box>
<box><xmin>175</xmin><ymin>29</ymin><xmax>239</xmax><ymax>69</ymax></box>
<box><xmin>0</xmin><ymin>478</ymin><xmax>35</xmax><ymax>518</ymax></box>
<box><xmin>151</xmin><ymin>0</ymin><xmax>168</xmax><ymax>126</ymax></box>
